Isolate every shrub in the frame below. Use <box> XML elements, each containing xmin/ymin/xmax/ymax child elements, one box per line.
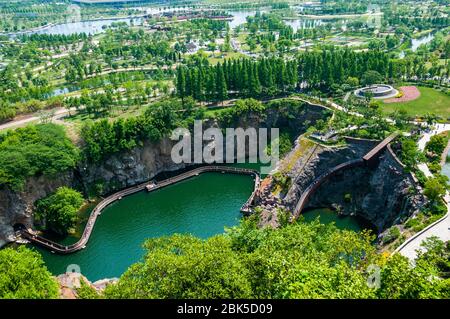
<box><xmin>382</xmin><ymin>226</ymin><xmax>401</xmax><ymax>244</ymax></box>
<box><xmin>0</xmin><ymin>246</ymin><xmax>58</xmax><ymax>299</ymax></box>
<box><xmin>35</xmin><ymin>186</ymin><xmax>84</xmax><ymax>235</ymax></box>
<box><xmin>0</xmin><ymin>124</ymin><xmax>79</xmax><ymax>190</ymax></box>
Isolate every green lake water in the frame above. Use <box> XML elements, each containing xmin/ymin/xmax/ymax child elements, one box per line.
<box><xmin>36</xmin><ymin>165</ymin><xmax>367</xmax><ymax>281</ymax></box>
<box><xmin>302</xmin><ymin>208</ymin><xmax>367</xmax><ymax>232</ymax></box>
<box><xmin>38</xmin><ymin>172</ymin><xmax>254</xmax><ymax>281</ymax></box>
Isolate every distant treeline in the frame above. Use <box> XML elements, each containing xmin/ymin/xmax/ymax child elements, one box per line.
<box><xmin>175</xmin><ymin>48</ymin><xmax>421</xmax><ymax>102</ymax></box>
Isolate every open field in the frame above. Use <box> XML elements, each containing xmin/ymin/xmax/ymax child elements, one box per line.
<box><xmin>380</xmin><ymin>86</ymin><xmax>450</xmax><ymax>119</ymax></box>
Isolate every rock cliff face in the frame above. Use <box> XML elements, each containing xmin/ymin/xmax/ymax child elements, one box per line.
<box><xmin>259</xmin><ymin>137</ymin><xmax>425</xmax><ymax>232</ymax></box>
<box><xmin>0</xmin><ymin>100</ymin><xmax>330</xmax><ymax>247</ymax></box>
<box><xmin>57</xmin><ymin>272</ymin><xmax>117</xmax><ymax>299</ymax></box>
<box><xmin>79</xmin><ymin>137</ymin><xmax>190</xmax><ymax>194</ymax></box>
<box><xmin>304</xmin><ymin>149</ymin><xmax>424</xmax><ymax>231</ymax></box>
<box><xmin>0</xmin><ymin>171</ymin><xmax>75</xmax><ymax>247</ymax></box>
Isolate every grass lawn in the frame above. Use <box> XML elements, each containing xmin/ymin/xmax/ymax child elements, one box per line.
<box><xmin>380</xmin><ymin>86</ymin><xmax>450</xmax><ymax>119</ymax></box>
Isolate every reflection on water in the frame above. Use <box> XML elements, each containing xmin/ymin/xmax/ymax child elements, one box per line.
<box><xmin>38</xmin><ymin>172</ymin><xmax>254</xmax><ymax>281</ymax></box>
<box><xmin>228</xmin><ymin>10</ymin><xmax>268</xmax><ymax>28</ymax></box>
<box><xmin>34</xmin><ymin>17</ymin><xmax>143</xmax><ymax>36</ymax></box>
<box><xmin>411</xmin><ymin>33</ymin><xmax>434</xmax><ymax>52</ymax></box>
<box><xmin>285</xmin><ymin>19</ymin><xmax>323</xmax><ymax>31</ymax></box>
<box><xmin>301</xmin><ymin>208</ymin><xmax>371</xmax><ymax>232</ymax></box>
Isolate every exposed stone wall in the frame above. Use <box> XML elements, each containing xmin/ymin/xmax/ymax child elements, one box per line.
<box><xmin>305</xmin><ymin>149</ymin><xmax>422</xmax><ymax>231</ymax></box>
<box><xmin>0</xmin><ymin>100</ymin><xmax>331</xmax><ymax>247</ymax></box>
<box><xmin>0</xmin><ymin>171</ymin><xmax>75</xmax><ymax>247</ymax></box>
<box><xmin>79</xmin><ymin>137</ymin><xmax>191</xmax><ymax>195</ymax></box>
<box><xmin>283</xmin><ymin>138</ymin><xmax>378</xmax><ymax>209</ymax></box>
<box><xmin>259</xmin><ymin>137</ymin><xmax>424</xmax><ymax>233</ymax></box>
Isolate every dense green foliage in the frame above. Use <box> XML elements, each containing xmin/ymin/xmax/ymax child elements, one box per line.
<box><xmin>425</xmin><ymin>133</ymin><xmax>449</xmax><ymax>164</ymax></box>
<box><xmin>81</xmin><ymin>98</ymin><xmax>203</xmax><ymax>162</ymax></box>
<box><xmin>396</xmin><ymin>137</ymin><xmax>424</xmax><ymax>171</ymax></box>
<box><xmin>0</xmin><ymin>246</ymin><xmax>58</xmax><ymax>299</ymax></box>
<box><xmin>177</xmin><ymin>57</ymin><xmax>298</xmax><ymax>102</ymax></box>
<box><xmin>35</xmin><ymin>186</ymin><xmax>84</xmax><ymax>235</ymax></box>
<box><xmin>0</xmin><ymin>124</ymin><xmax>78</xmax><ymax>190</ymax></box>
<box><xmin>176</xmin><ymin>47</ymin><xmax>440</xmax><ymax>102</ymax></box>
<box><xmin>103</xmin><ymin>219</ymin><xmax>450</xmax><ymax>299</ymax></box>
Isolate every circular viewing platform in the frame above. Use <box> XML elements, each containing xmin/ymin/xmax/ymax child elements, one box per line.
<box><xmin>354</xmin><ymin>84</ymin><xmax>399</xmax><ymax>99</ymax></box>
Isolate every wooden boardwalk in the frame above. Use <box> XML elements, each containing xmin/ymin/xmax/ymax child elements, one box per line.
<box><xmin>21</xmin><ymin>165</ymin><xmax>259</xmax><ymax>254</ymax></box>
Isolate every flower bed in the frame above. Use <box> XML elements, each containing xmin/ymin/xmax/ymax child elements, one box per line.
<box><xmin>384</xmin><ymin>86</ymin><xmax>421</xmax><ymax>103</ymax></box>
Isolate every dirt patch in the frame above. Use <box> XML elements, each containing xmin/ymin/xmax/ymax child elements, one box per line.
<box><xmin>384</xmin><ymin>86</ymin><xmax>421</xmax><ymax>103</ymax></box>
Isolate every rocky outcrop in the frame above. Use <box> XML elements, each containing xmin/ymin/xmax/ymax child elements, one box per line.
<box><xmin>304</xmin><ymin>150</ymin><xmax>424</xmax><ymax>231</ymax></box>
<box><xmin>283</xmin><ymin>138</ymin><xmax>378</xmax><ymax>208</ymax></box>
<box><xmin>258</xmin><ymin>137</ymin><xmax>425</xmax><ymax>232</ymax></box>
<box><xmin>0</xmin><ymin>171</ymin><xmax>75</xmax><ymax>247</ymax></box>
<box><xmin>57</xmin><ymin>272</ymin><xmax>117</xmax><ymax>299</ymax></box>
<box><xmin>79</xmin><ymin>137</ymin><xmax>191</xmax><ymax>195</ymax></box>
<box><xmin>0</xmin><ymin>100</ymin><xmax>331</xmax><ymax>247</ymax></box>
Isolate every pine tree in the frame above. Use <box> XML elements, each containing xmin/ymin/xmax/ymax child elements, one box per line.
<box><xmin>176</xmin><ymin>67</ymin><xmax>186</xmax><ymax>101</ymax></box>
<box><xmin>215</xmin><ymin>64</ymin><xmax>228</xmax><ymax>104</ymax></box>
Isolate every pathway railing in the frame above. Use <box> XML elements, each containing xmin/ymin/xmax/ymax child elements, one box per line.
<box><xmin>292</xmin><ymin>133</ymin><xmax>399</xmax><ymax>218</ymax></box>
<box><xmin>21</xmin><ymin>165</ymin><xmax>259</xmax><ymax>254</ymax></box>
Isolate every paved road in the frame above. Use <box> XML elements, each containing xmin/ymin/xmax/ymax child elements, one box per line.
<box><xmin>0</xmin><ymin>107</ymin><xmax>75</xmax><ymax>131</ymax></box>
<box><xmin>417</xmin><ymin>123</ymin><xmax>450</xmax><ymax>151</ymax></box>
<box><xmin>397</xmin><ymin>194</ymin><xmax>450</xmax><ymax>261</ymax></box>
<box><xmin>396</xmin><ymin>123</ymin><xmax>450</xmax><ymax>261</ymax></box>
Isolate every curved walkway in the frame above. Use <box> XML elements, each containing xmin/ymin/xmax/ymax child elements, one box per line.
<box><xmin>21</xmin><ymin>165</ymin><xmax>260</xmax><ymax>254</ymax></box>
<box><xmin>396</xmin><ymin>124</ymin><xmax>450</xmax><ymax>260</ymax></box>
<box><xmin>395</xmin><ymin>195</ymin><xmax>450</xmax><ymax>261</ymax></box>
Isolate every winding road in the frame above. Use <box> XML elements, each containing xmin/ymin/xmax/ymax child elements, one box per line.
<box><xmin>395</xmin><ymin>123</ymin><xmax>450</xmax><ymax>261</ymax></box>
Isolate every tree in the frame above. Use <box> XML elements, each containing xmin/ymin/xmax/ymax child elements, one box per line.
<box><xmin>176</xmin><ymin>67</ymin><xmax>186</xmax><ymax>102</ymax></box>
<box><xmin>378</xmin><ymin>252</ymin><xmax>448</xmax><ymax>298</ymax></box>
<box><xmin>361</xmin><ymin>70</ymin><xmax>383</xmax><ymax>86</ymax></box>
<box><xmin>0</xmin><ymin>124</ymin><xmax>79</xmax><ymax>190</ymax></box>
<box><xmin>104</xmin><ymin>234</ymin><xmax>252</xmax><ymax>299</ymax></box>
<box><xmin>423</xmin><ymin>177</ymin><xmax>446</xmax><ymax>206</ymax></box>
<box><xmin>35</xmin><ymin>186</ymin><xmax>84</xmax><ymax>235</ymax></box>
<box><xmin>425</xmin><ymin>134</ymin><xmax>448</xmax><ymax>160</ymax></box>
<box><xmin>215</xmin><ymin>64</ymin><xmax>228</xmax><ymax>104</ymax></box>
<box><xmin>400</xmin><ymin>138</ymin><xmax>423</xmax><ymax>170</ymax></box>
<box><xmin>346</xmin><ymin>76</ymin><xmax>359</xmax><ymax>88</ymax></box>
<box><xmin>0</xmin><ymin>246</ymin><xmax>58</xmax><ymax>299</ymax></box>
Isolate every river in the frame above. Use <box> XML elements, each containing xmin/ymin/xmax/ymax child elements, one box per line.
<box><xmin>399</xmin><ymin>33</ymin><xmax>435</xmax><ymax>58</ymax></box>
<box><xmin>411</xmin><ymin>33</ymin><xmax>435</xmax><ymax>52</ymax></box>
<box><xmin>33</xmin><ymin>17</ymin><xmax>143</xmax><ymax>36</ymax></box>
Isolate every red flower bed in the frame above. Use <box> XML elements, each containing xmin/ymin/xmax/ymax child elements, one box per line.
<box><xmin>384</xmin><ymin>86</ymin><xmax>421</xmax><ymax>103</ymax></box>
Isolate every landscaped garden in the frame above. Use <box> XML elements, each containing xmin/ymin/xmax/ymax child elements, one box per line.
<box><xmin>380</xmin><ymin>86</ymin><xmax>450</xmax><ymax>119</ymax></box>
